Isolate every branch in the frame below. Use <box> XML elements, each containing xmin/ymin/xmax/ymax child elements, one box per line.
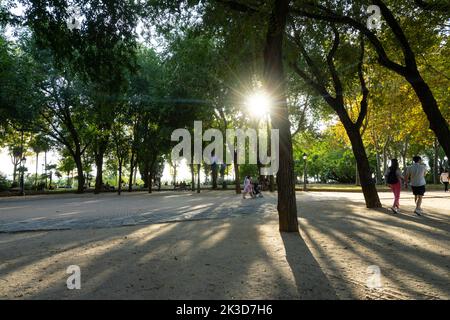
<box><xmin>419</xmin><ymin>53</ymin><xmax>450</xmax><ymax>81</ymax></box>
<box><xmin>289</xmin><ymin>3</ymin><xmax>408</xmax><ymax>76</ymax></box>
<box><xmin>215</xmin><ymin>0</ymin><xmax>260</xmax><ymax>13</ymax></box>
<box><xmin>355</xmin><ymin>37</ymin><xmax>369</xmax><ymax>129</ymax></box>
<box><xmin>326</xmin><ymin>26</ymin><xmax>343</xmax><ymax>104</ymax></box>
<box><xmin>290</xmin><ymin>62</ymin><xmax>336</xmax><ymax>108</ymax></box>
<box><xmin>291</xmin><ymin>95</ymin><xmax>309</xmax><ymax>137</ymax></box>
<box><xmin>290</xmin><ymin>31</ymin><xmax>326</xmax><ymax>87</ymax></box>
<box><xmin>80</xmin><ymin>139</ymin><xmax>92</xmax><ymax>155</ymax></box>
<box><xmin>373</xmin><ymin>0</ymin><xmax>417</xmax><ymax>70</ymax></box>
<box><xmin>413</xmin><ymin>0</ymin><xmax>450</xmax><ymax>12</ymax></box>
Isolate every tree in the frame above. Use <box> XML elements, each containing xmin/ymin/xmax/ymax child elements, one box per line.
<box><xmin>29</xmin><ymin>45</ymin><xmax>93</xmax><ymax>193</ymax></box>
<box><xmin>291</xmin><ymin>0</ymin><xmax>450</xmax><ymax>159</ymax></box>
<box><xmin>145</xmin><ymin>0</ymin><xmax>299</xmax><ymax>231</ymax></box>
<box><xmin>29</xmin><ymin>134</ymin><xmax>51</xmax><ymax>190</ymax></box>
<box><xmin>111</xmin><ymin>121</ymin><xmax>131</xmax><ymax>195</ymax></box>
<box><xmin>57</xmin><ymin>151</ymin><xmax>76</xmax><ymax>187</ymax></box>
<box><xmin>24</xmin><ymin>0</ymin><xmax>140</xmax><ymax>194</ymax></box>
<box><xmin>263</xmin><ymin>0</ymin><xmax>298</xmax><ymax>231</ymax></box>
<box><xmin>288</xmin><ymin>21</ymin><xmax>381</xmax><ymax>207</ymax></box>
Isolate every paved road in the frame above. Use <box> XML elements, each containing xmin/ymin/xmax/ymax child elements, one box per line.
<box><xmin>0</xmin><ymin>190</ymin><xmax>448</xmax><ymax>232</ymax></box>
<box><xmin>0</xmin><ymin>191</ymin><xmax>277</xmax><ymax>232</ymax></box>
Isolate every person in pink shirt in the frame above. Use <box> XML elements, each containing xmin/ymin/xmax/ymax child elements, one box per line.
<box><xmin>385</xmin><ymin>159</ymin><xmax>403</xmax><ymax>214</ymax></box>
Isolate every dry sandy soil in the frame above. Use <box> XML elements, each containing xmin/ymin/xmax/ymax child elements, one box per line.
<box><xmin>0</xmin><ymin>191</ymin><xmax>449</xmax><ymax>299</ymax></box>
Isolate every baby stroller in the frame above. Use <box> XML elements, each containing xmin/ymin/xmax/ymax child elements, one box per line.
<box><xmin>252</xmin><ymin>182</ymin><xmax>264</xmax><ymax>198</ymax></box>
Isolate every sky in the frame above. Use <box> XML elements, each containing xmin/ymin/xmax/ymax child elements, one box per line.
<box><xmin>0</xmin><ymin>148</ymin><xmax>60</xmax><ymax>179</ymax></box>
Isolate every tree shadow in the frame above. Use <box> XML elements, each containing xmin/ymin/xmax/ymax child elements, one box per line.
<box><xmin>297</xmin><ymin>194</ymin><xmax>450</xmax><ymax>299</ymax></box>
<box><xmin>281</xmin><ymin>231</ymin><xmax>338</xmax><ymax>299</ymax></box>
<box><xmin>1</xmin><ymin>195</ymin><xmax>310</xmax><ymax>299</ymax></box>
<box><xmin>1</xmin><ymin>191</ymin><xmax>448</xmax><ymax>300</ymax></box>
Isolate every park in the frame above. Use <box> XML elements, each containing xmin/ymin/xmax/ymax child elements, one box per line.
<box><xmin>0</xmin><ymin>0</ymin><xmax>449</xmax><ymax>301</ymax></box>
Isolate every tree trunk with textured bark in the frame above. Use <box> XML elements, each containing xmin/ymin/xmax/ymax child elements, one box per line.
<box><xmin>264</xmin><ymin>0</ymin><xmax>298</xmax><ymax>232</ymax></box>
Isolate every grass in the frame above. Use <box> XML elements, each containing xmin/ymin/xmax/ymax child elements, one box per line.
<box><xmin>297</xmin><ymin>184</ymin><xmax>446</xmax><ymax>192</ymax></box>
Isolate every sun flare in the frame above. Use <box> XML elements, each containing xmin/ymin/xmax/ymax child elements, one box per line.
<box><xmin>246</xmin><ymin>91</ymin><xmax>271</xmax><ymax>118</ymax></box>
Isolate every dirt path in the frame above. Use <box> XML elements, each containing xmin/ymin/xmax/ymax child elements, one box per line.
<box><xmin>0</xmin><ymin>191</ymin><xmax>448</xmax><ymax>299</ymax></box>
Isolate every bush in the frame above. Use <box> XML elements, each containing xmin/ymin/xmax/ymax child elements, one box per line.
<box><xmin>0</xmin><ymin>174</ymin><xmax>11</xmax><ymax>192</ymax></box>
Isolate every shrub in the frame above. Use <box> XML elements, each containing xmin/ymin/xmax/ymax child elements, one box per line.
<box><xmin>0</xmin><ymin>174</ymin><xmax>11</xmax><ymax>192</ymax></box>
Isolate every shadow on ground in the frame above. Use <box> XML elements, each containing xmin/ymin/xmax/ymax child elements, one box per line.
<box><xmin>0</xmin><ymin>191</ymin><xmax>448</xmax><ymax>299</ymax></box>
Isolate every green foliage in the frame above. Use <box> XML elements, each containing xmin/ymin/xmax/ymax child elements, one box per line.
<box><xmin>0</xmin><ymin>173</ymin><xmax>10</xmax><ymax>191</ymax></box>
<box><xmin>0</xmin><ymin>35</ymin><xmax>38</xmax><ymax>130</ymax></box>
<box><xmin>0</xmin><ymin>0</ymin><xmax>448</xmax><ymax>189</ymax></box>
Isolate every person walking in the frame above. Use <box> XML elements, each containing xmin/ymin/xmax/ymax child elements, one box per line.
<box><xmin>385</xmin><ymin>159</ymin><xmax>403</xmax><ymax>214</ymax></box>
<box><xmin>440</xmin><ymin>169</ymin><xmax>449</xmax><ymax>192</ymax></box>
<box><xmin>404</xmin><ymin>156</ymin><xmax>427</xmax><ymax>216</ymax></box>
<box><xmin>242</xmin><ymin>176</ymin><xmax>254</xmax><ymax>199</ymax></box>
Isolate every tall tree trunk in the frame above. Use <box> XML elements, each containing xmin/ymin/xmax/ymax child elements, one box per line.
<box><xmin>148</xmin><ymin>156</ymin><xmax>157</xmax><ymax>194</ymax></box>
<box><xmin>234</xmin><ymin>150</ymin><xmax>241</xmax><ymax>194</ymax></box>
<box><xmin>94</xmin><ymin>137</ymin><xmax>108</xmax><ymax>194</ymax></box>
<box><xmin>344</xmin><ymin>122</ymin><xmax>381</xmax><ymax>208</ymax></box>
<box><xmin>148</xmin><ymin>171</ymin><xmax>153</xmax><ymax>194</ymax></box>
<box><xmin>269</xmin><ymin>175</ymin><xmax>275</xmax><ymax>192</ymax></box>
<box><xmin>74</xmin><ymin>153</ymin><xmax>85</xmax><ymax>194</ymax></box>
<box><xmin>405</xmin><ymin>71</ymin><xmax>450</xmax><ymax>160</ymax></box>
<box><xmin>256</xmin><ymin>125</ymin><xmax>264</xmax><ymax>184</ymax></box>
<box><xmin>383</xmin><ymin>141</ymin><xmax>389</xmax><ymax>179</ymax></box>
<box><xmin>141</xmin><ymin>159</ymin><xmax>149</xmax><ymax>189</ymax></box>
<box><xmin>263</xmin><ymin>0</ymin><xmax>298</xmax><ymax>232</ymax></box>
<box><xmin>173</xmin><ymin>164</ymin><xmax>177</xmax><ymax>190</ymax></box>
<box><xmin>12</xmin><ymin>164</ymin><xmax>17</xmax><ymax>184</ymax></box>
<box><xmin>267</xmin><ymin>117</ymin><xmax>275</xmax><ymax>192</ymax></box>
<box><xmin>221</xmin><ymin>165</ymin><xmax>227</xmax><ymax>189</ymax></box>
<box><xmin>44</xmin><ymin>151</ymin><xmax>48</xmax><ymax>189</ymax></box>
<box><xmin>211</xmin><ymin>164</ymin><xmax>218</xmax><ymax>189</ymax></box>
<box><xmin>94</xmin><ymin>154</ymin><xmax>103</xmax><ymax>194</ymax></box>
<box><xmin>94</xmin><ymin>139</ymin><xmax>108</xmax><ymax>194</ymax></box>
<box><xmin>355</xmin><ymin>163</ymin><xmax>360</xmax><ymax>186</ymax></box>
<box><xmin>401</xmin><ymin>135</ymin><xmax>409</xmax><ymax>170</ymax></box>
<box><xmin>128</xmin><ymin>151</ymin><xmax>135</xmax><ymax>192</ymax></box>
<box><xmin>434</xmin><ymin>138</ymin><xmax>439</xmax><ymax>184</ymax></box>
<box><xmin>197</xmin><ymin>163</ymin><xmax>201</xmax><ymax>193</ymax></box>
<box><xmin>190</xmin><ymin>164</ymin><xmax>195</xmax><ymax>191</ymax></box>
<box><xmin>375</xmin><ymin>151</ymin><xmax>382</xmax><ymax>185</ymax></box>
<box><xmin>117</xmin><ymin>160</ymin><xmax>123</xmax><ymax>195</ymax></box>
<box><xmin>35</xmin><ymin>153</ymin><xmax>39</xmax><ymax>190</ymax></box>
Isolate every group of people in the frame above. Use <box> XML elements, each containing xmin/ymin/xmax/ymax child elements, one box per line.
<box><xmin>385</xmin><ymin>155</ymin><xmax>449</xmax><ymax>216</ymax></box>
<box><xmin>242</xmin><ymin>176</ymin><xmax>263</xmax><ymax>199</ymax></box>
<box><xmin>240</xmin><ymin>156</ymin><xmax>449</xmax><ymax>214</ymax></box>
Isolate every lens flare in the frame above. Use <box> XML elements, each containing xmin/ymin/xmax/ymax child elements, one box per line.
<box><xmin>246</xmin><ymin>91</ymin><xmax>271</xmax><ymax>118</ymax></box>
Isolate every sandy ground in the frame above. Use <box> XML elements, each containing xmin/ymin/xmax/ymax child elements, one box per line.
<box><xmin>0</xmin><ymin>191</ymin><xmax>449</xmax><ymax>299</ymax></box>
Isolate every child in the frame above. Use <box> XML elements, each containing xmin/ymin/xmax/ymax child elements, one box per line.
<box><xmin>252</xmin><ymin>181</ymin><xmax>263</xmax><ymax>198</ymax></box>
